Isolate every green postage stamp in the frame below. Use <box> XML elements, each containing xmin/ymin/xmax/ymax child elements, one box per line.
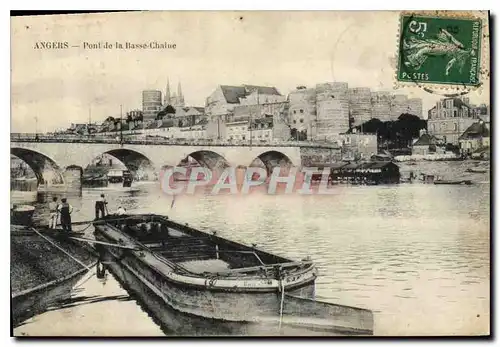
<box><xmin>397</xmin><ymin>12</ymin><xmax>483</xmax><ymax>86</ymax></box>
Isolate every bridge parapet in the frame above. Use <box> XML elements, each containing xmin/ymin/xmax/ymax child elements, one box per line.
<box><xmin>11</xmin><ymin>133</ymin><xmax>340</xmax><ymax>150</ymax></box>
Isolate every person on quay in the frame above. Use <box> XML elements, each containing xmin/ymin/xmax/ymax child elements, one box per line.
<box><xmin>58</xmin><ymin>198</ymin><xmax>73</xmax><ymax>232</ymax></box>
<box><xmin>95</xmin><ymin>194</ymin><xmax>108</xmax><ymax>220</ymax></box>
<box><xmin>48</xmin><ymin>196</ymin><xmax>59</xmax><ymax>229</ymax></box>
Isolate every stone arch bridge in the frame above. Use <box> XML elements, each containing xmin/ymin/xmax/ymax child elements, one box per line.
<box><xmin>10</xmin><ymin>135</ymin><xmax>340</xmax><ymax>187</ymax></box>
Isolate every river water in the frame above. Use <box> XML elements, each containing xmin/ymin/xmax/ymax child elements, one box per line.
<box><xmin>12</xmin><ymin>161</ymin><xmax>490</xmax><ymax>336</ymax></box>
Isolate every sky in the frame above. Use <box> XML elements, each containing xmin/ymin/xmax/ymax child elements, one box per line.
<box><xmin>11</xmin><ymin>11</ymin><xmax>490</xmax><ymax>133</ymax></box>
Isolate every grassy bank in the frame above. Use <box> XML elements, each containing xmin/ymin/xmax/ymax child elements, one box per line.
<box><xmin>11</xmin><ymin>229</ymin><xmax>96</xmax><ymax>294</ymax></box>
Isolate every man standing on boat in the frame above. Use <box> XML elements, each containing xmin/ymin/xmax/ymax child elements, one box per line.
<box><xmin>48</xmin><ymin>196</ymin><xmax>59</xmax><ymax>229</ymax></box>
<box><xmin>58</xmin><ymin>198</ymin><xmax>73</xmax><ymax>232</ymax></box>
<box><xmin>95</xmin><ymin>194</ymin><xmax>108</xmax><ymax>220</ymax></box>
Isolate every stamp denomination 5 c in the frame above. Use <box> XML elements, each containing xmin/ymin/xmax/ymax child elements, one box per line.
<box><xmin>397</xmin><ymin>13</ymin><xmax>482</xmax><ymax>87</ymax></box>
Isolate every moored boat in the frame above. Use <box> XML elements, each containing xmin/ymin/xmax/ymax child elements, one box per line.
<box><xmin>434</xmin><ymin>179</ymin><xmax>473</xmax><ymax>185</ymax></box>
<box><xmin>11</xmin><ymin>204</ymin><xmax>35</xmax><ymax>226</ymax></box>
<box><xmin>466</xmin><ymin>167</ymin><xmax>488</xmax><ymax>174</ymax></box>
<box><xmin>92</xmin><ymin>214</ymin><xmax>374</xmax><ymax>335</ymax></box>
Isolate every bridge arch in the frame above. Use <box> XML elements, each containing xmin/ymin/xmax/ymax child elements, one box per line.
<box><xmin>11</xmin><ymin>147</ymin><xmax>65</xmax><ymax>185</ymax></box>
<box><xmin>100</xmin><ymin>148</ymin><xmax>156</xmax><ymax>177</ymax></box>
<box><xmin>249</xmin><ymin>150</ymin><xmax>294</xmax><ymax>175</ymax></box>
<box><xmin>179</xmin><ymin>150</ymin><xmax>230</xmax><ymax>170</ymax></box>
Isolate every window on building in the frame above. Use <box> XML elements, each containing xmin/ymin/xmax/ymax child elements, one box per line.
<box><xmin>293</xmin><ymin>120</ymin><xmax>297</xmax><ymax>124</ymax></box>
<box><xmin>300</xmin><ymin>109</ymin><xmax>304</xmax><ymax>114</ymax></box>
<box><xmin>454</xmin><ymin>110</ymin><xmax>458</xmax><ymax>117</ymax></box>
<box><xmin>293</xmin><ymin>110</ymin><xmax>297</xmax><ymax>114</ymax></box>
<box><xmin>454</xmin><ymin>123</ymin><xmax>458</xmax><ymax>131</ymax></box>
<box><xmin>441</xmin><ymin>122</ymin><xmax>446</xmax><ymax>130</ymax></box>
<box><xmin>242</xmin><ymin>135</ymin><xmax>245</xmax><ymax>140</ymax></box>
<box><xmin>300</xmin><ymin>119</ymin><xmax>304</xmax><ymax>123</ymax></box>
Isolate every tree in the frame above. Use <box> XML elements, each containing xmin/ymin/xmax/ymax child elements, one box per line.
<box><xmin>113</xmin><ymin>119</ymin><xmax>121</xmax><ymax>131</ymax></box>
<box><xmin>354</xmin><ymin>115</ymin><xmax>427</xmax><ymax>151</ymax></box>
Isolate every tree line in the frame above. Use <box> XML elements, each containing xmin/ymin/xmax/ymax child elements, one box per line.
<box><xmin>350</xmin><ymin>114</ymin><xmax>427</xmax><ymax>149</ymax></box>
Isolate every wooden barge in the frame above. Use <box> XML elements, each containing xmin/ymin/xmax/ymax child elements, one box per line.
<box><xmin>93</xmin><ymin>214</ymin><xmax>374</xmax><ymax>335</ymax></box>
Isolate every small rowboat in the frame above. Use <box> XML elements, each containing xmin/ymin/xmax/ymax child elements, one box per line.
<box><xmin>434</xmin><ymin>179</ymin><xmax>473</xmax><ymax>185</ymax></box>
<box><xmin>466</xmin><ymin>167</ymin><xmax>488</xmax><ymax>174</ymax></box>
<box><xmin>92</xmin><ymin>214</ymin><xmax>374</xmax><ymax>335</ymax></box>
<box><xmin>10</xmin><ymin>205</ymin><xmax>35</xmax><ymax>226</ymax></box>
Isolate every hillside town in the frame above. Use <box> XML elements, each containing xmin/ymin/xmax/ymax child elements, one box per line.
<box><xmin>52</xmin><ymin>79</ymin><xmax>490</xmax><ymax>162</ymax></box>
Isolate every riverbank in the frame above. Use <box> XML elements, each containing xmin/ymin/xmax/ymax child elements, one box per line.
<box><xmin>11</xmin><ymin>226</ymin><xmax>96</xmax><ymax>294</ymax></box>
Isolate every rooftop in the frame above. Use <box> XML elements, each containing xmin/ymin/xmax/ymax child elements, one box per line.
<box><xmin>220</xmin><ymin>85</ymin><xmax>281</xmax><ymax>104</ymax></box>
<box><xmin>413</xmin><ymin>133</ymin><xmax>439</xmax><ymax>146</ymax></box>
<box><xmin>459</xmin><ymin>121</ymin><xmax>490</xmax><ymax>140</ymax></box>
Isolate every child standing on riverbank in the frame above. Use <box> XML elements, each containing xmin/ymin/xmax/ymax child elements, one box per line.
<box><xmin>48</xmin><ymin>196</ymin><xmax>58</xmax><ymax>229</ymax></box>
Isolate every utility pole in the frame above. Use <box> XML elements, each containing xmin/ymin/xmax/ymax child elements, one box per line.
<box><xmin>217</xmin><ymin>115</ymin><xmax>220</xmax><ymax>140</ymax></box>
<box><xmin>88</xmin><ymin>104</ymin><xmax>92</xmax><ymax>136</ymax></box>
<box><xmin>120</xmin><ymin>104</ymin><xmax>123</xmax><ymax>145</ymax></box>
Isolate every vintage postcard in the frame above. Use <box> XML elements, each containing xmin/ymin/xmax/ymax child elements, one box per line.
<box><xmin>10</xmin><ymin>11</ymin><xmax>490</xmax><ymax>337</ymax></box>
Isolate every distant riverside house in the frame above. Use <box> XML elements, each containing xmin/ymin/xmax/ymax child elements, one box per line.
<box><xmin>334</xmin><ymin>133</ymin><xmax>378</xmax><ymax>161</ymax></box>
<box><xmin>411</xmin><ymin>133</ymin><xmax>441</xmax><ymax>156</ymax></box>
<box><xmin>205</xmin><ymin>84</ymin><xmax>285</xmax><ymax>117</ymax></box>
<box><xmin>427</xmin><ymin>97</ymin><xmax>480</xmax><ymax>145</ymax></box>
<box><xmin>459</xmin><ymin>121</ymin><xmax>490</xmax><ymax>157</ymax></box>
<box><xmin>65</xmin><ymin>123</ymin><xmax>101</xmax><ymax>135</ymax></box>
<box><xmin>249</xmin><ymin>116</ymin><xmax>273</xmax><ymax>142</ymax></box>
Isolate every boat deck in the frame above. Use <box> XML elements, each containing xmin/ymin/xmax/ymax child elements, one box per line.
<box><xmin>177</xmin><ymin>259</ymin><xmax>231</xmax><ymax>274</ymax></box>
<box><xmin>96</xmin><ymin>216</ymin><xmax>313</xmax><ymax>279</ymax></box>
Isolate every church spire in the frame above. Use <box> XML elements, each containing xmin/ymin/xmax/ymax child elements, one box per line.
<box><xmin>177</xmin><ymin>81</ymin><xmax>185</xmax><ymax>106</ymax></box>
<box><xmin>165</xmin><ymin>78</ymin><xmax>171</xmax><ymax>105</ymax></box>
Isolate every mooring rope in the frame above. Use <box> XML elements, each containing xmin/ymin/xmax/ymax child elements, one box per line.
<box><xmin>31</xmin><ymin>227</ymin><xmax>92</xmax><ymax>271</ymax></box>
<box><xmin>73</xmin><ymin>271</ymin><xmax>96</xmax><ymax>290</ymax></box>
<box><xmin>71</xmin><ymin>223</ymin><xmax>94</xmax><ymax>233</ymax></box>
<box><xmin>279</xmin><ymin>278</ymin><xmax>285</xmax><ymax>331</ymax></box>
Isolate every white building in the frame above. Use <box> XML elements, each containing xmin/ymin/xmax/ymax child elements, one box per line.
<box><xmin>226</xmin><ymin>120</ymin><xmax>249</xmax><ymax>141</ymax></box>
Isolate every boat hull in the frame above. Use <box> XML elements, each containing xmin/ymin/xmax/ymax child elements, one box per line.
<box><xmin>93</xmin><ymin>215</ymin><xmax>373</xmax><ymax>335</ymax></box>
<box><xmin>102</xmin><ymin>250</ymin><xmax>370</xmax><ymax>336</ymax></box>
<box><xmin>434</xmin><ymin>180</ymin><xmax>472</xmax><ymax>185</ymax></box>
<box><xmin>97</xmin><ymin>243</ymin><xmax>315</xmax><ymax>322</ymax></box>
<box><xmin>11</xmin><ymin>206</ymin><xmax>35</xmax><ymax>226</ymax></box>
